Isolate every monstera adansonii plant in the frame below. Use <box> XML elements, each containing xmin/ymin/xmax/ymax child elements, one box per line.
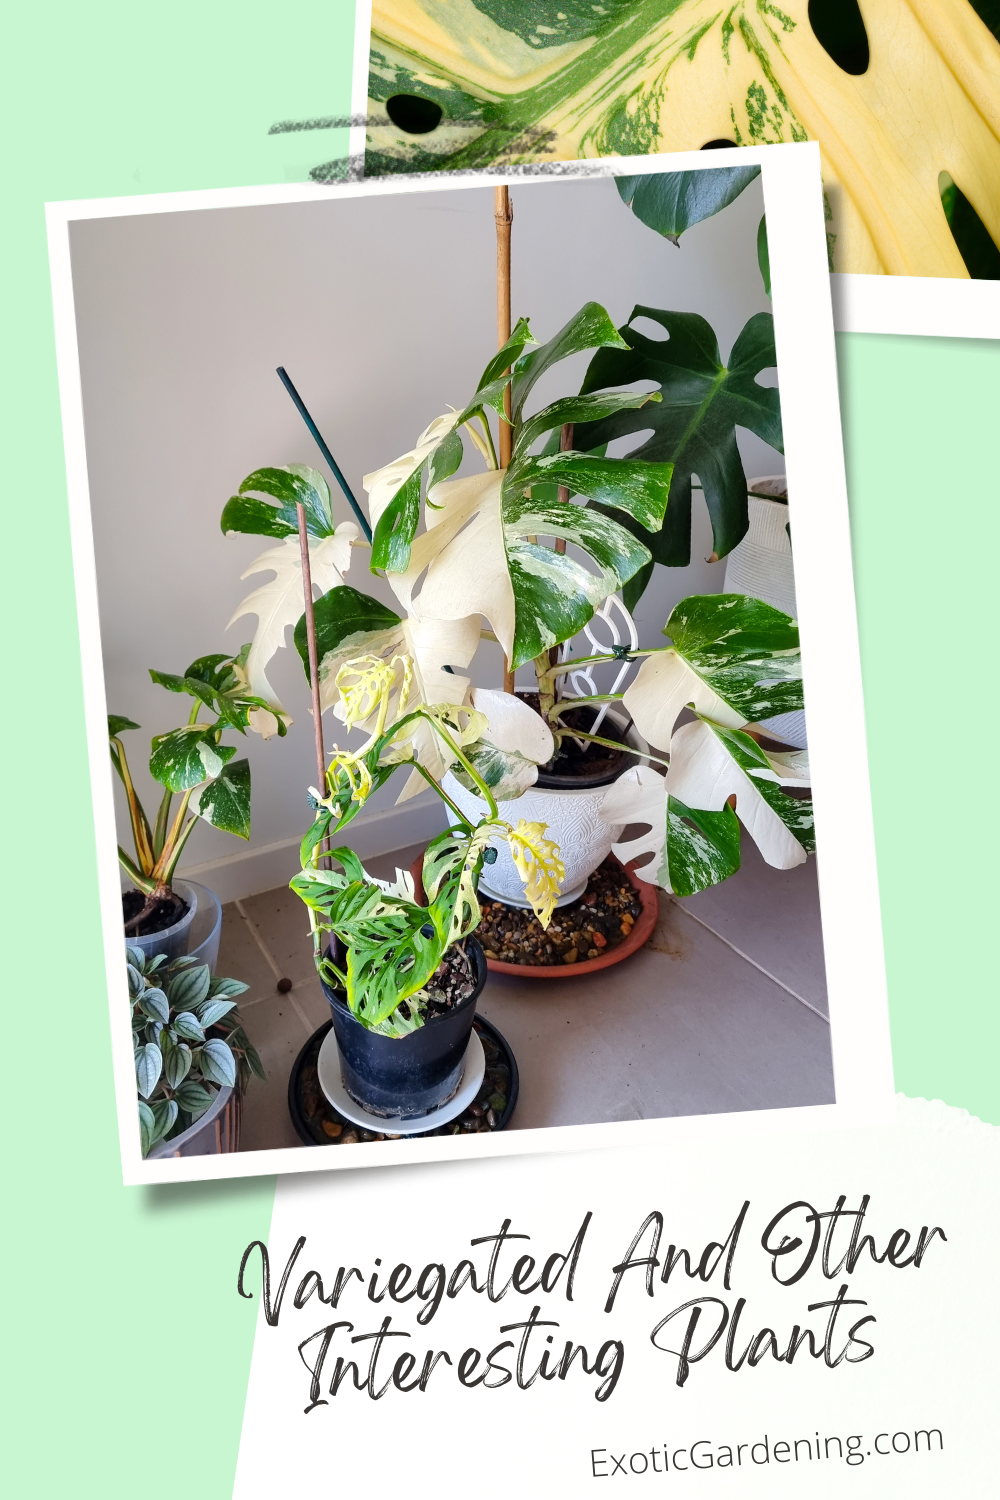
<box><xmin>224</xmin><ymin>299</ymin><xmax>811</xmax><ymax>898</ymax></box>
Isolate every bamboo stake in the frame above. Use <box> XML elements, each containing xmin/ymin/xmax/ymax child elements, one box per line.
<box><xmin>495</xmin><ymin>185</ymin><xmax>516</xmax><ymax>695</ymax></box>
<box><xmin>297</xmin><ymin>503</ymin><xmax>328</xmax><ymax>862</ymax></box>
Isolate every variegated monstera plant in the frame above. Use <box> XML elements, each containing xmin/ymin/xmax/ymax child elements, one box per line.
<box><xmin>221</xmin><ymin>284</ymin><xmax>812</xmax><ymax>989</ymax></box>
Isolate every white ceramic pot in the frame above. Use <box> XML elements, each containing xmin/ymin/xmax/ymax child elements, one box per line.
<box><xmin>724</xmin><ymin>477</ymin><xmax>807</xmax><ymax>750</ymax></box>
<box><xmin>442</xmin><ymin>711</ymin><xmax>648</xmax><ymax>906</ymax></box>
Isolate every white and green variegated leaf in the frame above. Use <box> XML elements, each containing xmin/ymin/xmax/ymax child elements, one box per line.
<box><xmin>600</xmin><ymin>764</ymin><xmax>742</xmax><ymax>896</ymax></box>
<box><xmin>227</xmin><ymin>523</ymin><xmax>360</xmax><ymax>736</ymax></box>
<box><xmin>602</xmin><ymin>715</ymin><xmax>811</xmax><ymax>892</ymax></box>
<box><xmin>513</xmin><ymin>389</ymin><xmax>661</xmax><ymax>458</ymax></box>
<box><xmin>367</xmin><ymin>304</ymin><xmax>649</xmax><ymax>575</ymax></box>
<box><xmin>190</xmin><ymin>758</ymin><xmax>251</xmax><ymax>839</ymax></box>
<box><xmin>507</xmin><ymin>451</ymin><xmax>673</xmax><ymax>531</ymax></box>
<box><xmin>510</xmin><ymin>302</ymin><xmax>628</xmax><ymax>422</ymax></box>
<box><xmin>450</xmin><ymin>687</ymin><xmax>555</xmax><ymax>802</ymax></box>
<box><xmin>668</xmin><ymin>718</ymin><xmax>813</xmax><ymax>864</ymax></box>
<box><xmin>149</xmin><ymin>727</ymin><xmax>236</xmax><ymax>793</ymax></box>
<box><xmin>385</xmin><ymin>469</ymin><xmax>650</xmax><ymax>669</ymax></box>
<box><xmin>221</xmin><ymin>464</ymin><xmax>338</xmax><ymax>539</ymax></box>
<box><xmin>623</xmin><ymin>593</ymin><xmax>802</xmax><ymax>752</ymax></box>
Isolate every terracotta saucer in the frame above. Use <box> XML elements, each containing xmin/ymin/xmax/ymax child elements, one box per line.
<box><xmin>408</xmin><ymin>852</ymin><xmax>658</xmax><ymax>979</ymax></box>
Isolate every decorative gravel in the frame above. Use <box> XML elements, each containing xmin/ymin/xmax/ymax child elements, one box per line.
<box><xmin>478</xmin><ymin>857</ymin><xmax>643</xmax><ymax>966</ymax></box>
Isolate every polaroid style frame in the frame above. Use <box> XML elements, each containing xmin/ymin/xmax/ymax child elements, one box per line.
<box><xmin>47</xmin><ymin>143</ymin><xmax>894</xmax><ymax>1185</ymax></box>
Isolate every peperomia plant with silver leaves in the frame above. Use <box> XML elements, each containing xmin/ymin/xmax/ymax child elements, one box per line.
<box><xmin>130</xmin><ymin>946</ymin><xmax>263</xmax><ymax>1156</ymax></box>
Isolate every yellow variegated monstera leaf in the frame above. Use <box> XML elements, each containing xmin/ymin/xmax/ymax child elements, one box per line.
<box><xmin>361</xmin><ymin>0</ymin><xmax>1000</xmax><ymax>276</ymax></box>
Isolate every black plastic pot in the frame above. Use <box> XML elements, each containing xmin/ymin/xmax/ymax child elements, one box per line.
<box><xmin>319</xmin><ymin>937</ymin><xmax>488</xmax><ymax>1119</ymax></box>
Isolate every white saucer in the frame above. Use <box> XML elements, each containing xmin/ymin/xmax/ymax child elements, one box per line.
<box><xmin>317</xmin><ymin>1028</ymin><xmax>486</xmax><ymax>1136</ymax></box>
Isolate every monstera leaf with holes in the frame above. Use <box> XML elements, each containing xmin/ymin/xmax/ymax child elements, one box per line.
<box><xmin>575</xmin><ymin>307</ymin><xmax>782</xmax><ymax>603</ymax></box>
<box><xmin>366</xmin><ymin>302</ymin><xmax>673</xmax><ymax>667</ymax></box>
<box><xmin>599</xmin><ymin>592</ymin><xmax>813</xmax><ymax>894</ymax></box>
<box><xmin>360</xmin><ymin>0</ymin><xmax>1000</xmax><ymax>276</ymax></box>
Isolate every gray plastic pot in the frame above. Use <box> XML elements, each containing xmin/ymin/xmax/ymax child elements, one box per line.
<box><xmin>125</xmin><ymin>879</ymin><xmax>223</xmax><ymax>971</ymax></box>
<box><xmin>147</xmin><ymin>1083</ymin><xmax>241</xmax><ymax>1158</ymax></box>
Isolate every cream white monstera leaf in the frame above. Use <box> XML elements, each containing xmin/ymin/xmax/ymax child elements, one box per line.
<box><xmin>450</xmin><ymin>686</ymin><xmax>555</xmax><ymax>801</ymax></box>
<box><xmin>226</xmin><ymin>524</ymin><xmax>359</xmax><ymax>737</ymax></box>
<box><xmin>603</xmin><ymin>724</ymin><xmax>813</xmax><ymax>895</ymax></box>
<box><xmin>357</xmin><ymin>0</ymin><xmax>1000</xmax><ymax>276</ymax></box>
<box><xmin>623</xmin><ymin>593</ymin><xmax>803</xmax><ymax>754</ymax></box>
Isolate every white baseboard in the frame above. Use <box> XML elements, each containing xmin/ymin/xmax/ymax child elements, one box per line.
<box><xmin>176</xmin><ymin>794</ymin><xmax>447</xmax><ymax>904</ymax></box>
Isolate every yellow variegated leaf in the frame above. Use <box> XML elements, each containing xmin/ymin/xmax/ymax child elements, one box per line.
<box><xmin>365</xmin><ymin>0</ymin><xmax>1000</xmax><ymax>276</ymax></box>
<box><xmin>505</xmin><ymin>818</ymin><xmax>565</xmax><ymax>928</ymax></box>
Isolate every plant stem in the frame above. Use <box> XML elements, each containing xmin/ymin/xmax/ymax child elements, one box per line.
<box><xmin>554</xmin><ymin>421</ymin><xmax>573</xmax><ymax>555</ymax></box>
<box><xmin>425</xmin><ymin>716</ymin><xmax>500</xmax><ymax>819</ymax></box>
<box><xmin>534</xmin><ymin>650</ymin><xmax>555</xmax><ymax>722</ymax></box>
<box><xmin>552</xmin><ymin>728</ymin><xmax>670</xmax><ymax>770</ymax></box>
<box><xmin>537</xmin><ymin>645</ymin><xmax>665</xmax><ymax>685</ymax></box>
<box><xmin>477</xmin><ymin>411</ymin><xmax>498</xmax><ymax>471</ymax></box>
<box><xmin>544</xmin><ymin>692</ymin><xmax>623</xmax><ymax>719</ymax></box>
<box><xmin>410</xmin><ymin>762</ymin><xmax>474</xmax><ymax>829</ymax></box>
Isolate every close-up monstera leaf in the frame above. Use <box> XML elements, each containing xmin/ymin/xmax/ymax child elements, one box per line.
<box><xmin>322</xmin><ymin>0</ymin><xmax>1000</xmax><ymax>277</ymax></box>
<box><xmin>599</xmin><ymin>593</ymin><xmax>814</xmax><ymax>895</ymax></box>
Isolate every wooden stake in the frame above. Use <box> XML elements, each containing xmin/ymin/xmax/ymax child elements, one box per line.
<box><xmin>495</xmin><ymin>185</ymin><xmax>516</xmax><ymax>695</ymax></box>
<box><xmin>297</xmin><ymin>503</ymin><xmax>329</xmax><ymax>860</ymax></box>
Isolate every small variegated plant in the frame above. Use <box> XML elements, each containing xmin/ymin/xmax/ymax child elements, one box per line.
<box><xmin>289</xmin><ymin>651</ymin><xmax>563</xmax><ymax>1035</ymax></box>
<box><xmin>111</xmin><ymin>647</ymin><xmax>275</xmax><ymax>932</ymax></box>
<box><xmin>129</xmin><ymin>946</ymin><xmax>264</xmax><ymax>1157</ymax></box>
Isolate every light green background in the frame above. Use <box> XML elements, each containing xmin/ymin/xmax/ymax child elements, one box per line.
<box><xmin>2</xmin><ymin>4</ymin><xmax>996</xmax><ymax>1495</ymax></box>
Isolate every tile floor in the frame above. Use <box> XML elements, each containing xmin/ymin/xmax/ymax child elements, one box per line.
<box><xmin>219</xmin><ymin>838</ymin><xmax>834</xmax><ymax>1151</ymax></box>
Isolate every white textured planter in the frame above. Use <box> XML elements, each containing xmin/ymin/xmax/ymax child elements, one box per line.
<box><xmin>724</xmin><ymin>477</ymin><xmax>807</xmax><ymax>750</ymax></box>
<box><xmin>442</xmin><ymin>712</ymin><xmax>648</xmax><ymax>906</ymax></box>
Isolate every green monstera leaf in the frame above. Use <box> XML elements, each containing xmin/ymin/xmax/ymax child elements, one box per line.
<box><xmin>576</xmin><ymin>306</ymin><xmax>782</xmax><ymax>595</ymax></box>
<box><xmin>615</xmin><ymin>166</ymin><xmax>761</xmax><ymax>242</ymax></box>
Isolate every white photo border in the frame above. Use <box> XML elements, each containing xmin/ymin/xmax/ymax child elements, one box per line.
<box><xmin>46</xmin><ymin>142</ymin><xmax>895</xmax><ymax>1186</ymax></box>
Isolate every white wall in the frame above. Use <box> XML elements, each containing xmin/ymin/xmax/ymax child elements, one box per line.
<box><xmin>69</xmin><ymin>174</ymin><xmax>782</xmax><ymax>900</ymax></box>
